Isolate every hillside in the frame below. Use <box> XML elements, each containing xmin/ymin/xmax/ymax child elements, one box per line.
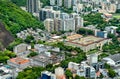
<box><xmin>0</xmin><ymin>0</ymin><xmax>44</xmax><ymax>35</ymax></box>
<box><xmin>11</xmin><ymin>0</ymin><xmax>50</xmax><ymax>7</ymax></box>
<box><xmin>0</xmin><ymin>23</ymin><xmax>14</xmax><ymax>50</ymax></box>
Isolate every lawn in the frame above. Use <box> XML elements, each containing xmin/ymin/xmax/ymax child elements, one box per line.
<box><xmin>113</xmin><ymin>13</ymin><xmax>120</xmax><ymax>19</ymax></box>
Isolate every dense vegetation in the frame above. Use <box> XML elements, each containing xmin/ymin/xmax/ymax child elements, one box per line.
<box><xmin>77</xmin><ymin>28</ymin><xmax>94</xmax><ymax>35</ymax></box>
<box><xmin>0</xmin><ymin>0</ymin><xmax>44</xmax><ymax>35</ymax></box>
<box><xmin>0</xmin><ymin>50</ymin><xmax>16</xmax><ymax>63</ymax></box>
<box><xmin>17</xmin><ymin>67</ymin><xmax>45</xmax><ymax>79</ymax></box>
<box><xmin>11</xmin><ymin>0</ymin><xmax>50</xmax><ymax>7</ymax></box>
<box><xmin>83</xmin><ymin>13</ymin><xmax>107</xmax><ymax>30</ymax></box>
<box><xmin>10</xmin><ymin>0</ymin><xmax>26</xmax><ymax>6</ymax></box>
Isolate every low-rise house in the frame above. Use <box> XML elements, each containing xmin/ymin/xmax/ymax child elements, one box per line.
<box><xmin>31</xmin><ymin>55</ymin><xmax>51</xmax><ymax>67</ymax></box>
<box><xmin>7</xmin><ymin>57</ymin><xmax>31</xmax><ymax>69</ymax></box>
<box><xmin>68</xmin><ymin>62</ymin><xmax>96</xmax><ymax>79</ymax></box>
<box><xmin>31</xmin><ymin>52</ymin><xmax>65</xmax><ymax>67</ymax></box>
<box><xmin>14</xmin><ymin>43</ymin><xmax>31</xmax><ymax>57</ymax></box>
<box><xmin>0</xmin><ymin>66</ymin><xmax>13</xmax><ymax>79</ymax></box>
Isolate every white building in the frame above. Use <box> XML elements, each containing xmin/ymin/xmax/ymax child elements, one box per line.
<box><xmin>62</xmin><ymin>18</ymin><xmax>75</xmax><ymax>31</ymax></box>
<box><xmin>50</xmin><ymin>0</ymin><xmax>56</xmax><ymax>5</ymax></box>
<box><xmin>57</xmin><ymin>0</ymin><xmax>62</xmax><ymax>6</ymax></box>
<box><xmin>14</xmin><ymin>43</ymin><xmax>31</xmax><ymax>57</ymax></box>
<box><xmin>103</xmin><ymin>54</ymin><xmax>120</xmax><ymax>67</ymax></box>
<box><xmin>44</xmin><ymin>18</ymin><xmax>55</xmax><ymax>32</ymax></box>
<box><xmin>89</xmin><ymin>54</ymin><xmax>98</xmax><ymax>65</ymax></box>
<box><xmin>64</xmin><ymin>0</ymin><xmax>72</xmax><ymax>8</ymax></box>
<box><xmin>55</xmin><ymin>67</ymin><xmax>64</xmax><ymax>78</ymax></box>
<box><xmin>105</xmin><ymin>26</ymin><xmax>118</xmax><ymax>34</ymax></box>
<box><xmin>68</xmin><ymin>62</ymin><xmax>80</xmax><ymax>70</ymax></box>
<box><xmin>26</xmin><ymin>0</ymin><xmax>40</xmax><ymax>13</ymax></box>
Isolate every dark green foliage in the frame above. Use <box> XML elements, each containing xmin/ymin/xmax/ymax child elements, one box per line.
<box><xmin>16</xmin><ymin>67</ymin><xmax>45</xmax><ymax>79</ymax></box>
<box><xmin>62</xmin><ymin>7</ymin><xmax>73</xmax><ymax>14</ymax></box>
<box><xmin>10</xmin><ymin>0</ymin><xmax>26</xmax><ymax>6</ymax></box>
<box><xmin>77</xmin><ymin>28</ymin><xmax>94</xmax><ymax>35</ymax></box>
<box><xmin>108</xmin><ymin>69</ymin><xmax>116</xmax><ymax>78</ymax></box>
<box><xmin>27</xmin><ymin>52</ymin><xmax>38</xmax><ymax>57</ymax></box>
<box><xmin>65</xmin><ymin>70</ymin><xmax>73</xmax><ymax>78</ymax></box>
<box><xmin>40</xmin><ymin>0</ymin><xmax>50</xmax><ymax>7</ymax></box>
<box><xmin>83</xmin><ymin>13</ymin><xmax>107</xmax><ymax>30</ymax></box>
<box><xmin>6</xmin><ymin>38</ymin><xmax>23</xmax><ymax>51</ymax></box>
<box><xmin>24</xmin><ymin>35</ymin><xmax>34</xmax><ymax>43</ymax></box>
<box><xmin>0</xmin><ymin>0</ymin><xmax>44</xmax><ymax>35</ymax></box>
<box><xmin>75</xmin><ymin>75</ymin><xmax>86</xmax><ymax>79</ymax></box>
<box><xmin>0</xmin><ymin>50</ymin><xmax>16</xmax><ymax>63</ymax></box>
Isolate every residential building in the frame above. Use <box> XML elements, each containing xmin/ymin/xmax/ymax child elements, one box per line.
<box><xmin>39</xmin><ymin>8</ymin><xmax>60</xmax><ymax>21</ymax></box>
<box><xmin>85</xmin><ymin>66</ymin><xmax>96</xmax><ymax>78</ymax></box>
<box><xmin>64</xmin><ymin>0</ymin><xmax>72</xmax><ymax>8</ymax></box>
<box><xmin>31</xmin><ymin>55</ymin><xmax>51</xmax><ymax>67</ymax></box>
<box><xmin>73</xmin><ymin>4</ymin><xmax>83</xmax><ymax>13</ymax></box>
<box><xmin>0</xmin><ymin>66</ymin><xmax>13</xmax><ymax>79</ymax></box>
<box><xmin>57</xmin><ymin>0</ymin><xmax>62</xmax><ymax>6</ymax></box>
<box><xmin>60</xmin><ymin>13</ymin><xmax>69</xmax><ymax>20</ymax></box>
<box><xmin>7</xmin><ymin>57</ymin><xmax>31</xmax><ymax>69</ymax></box>
<box><xmin>72</xmin><ymin>0</ymin><xmax>79</xmax><ymax>6</ymax></box>
<box><xmin>105</xmin><ymin>26</ymin><xmax>118</xmax><ymax>35</ymax></box>
<box><xmin>55</xmin><ymin>67</ymin><xmax>65</xmax><ymax>79</ymax></box>
<box><xmin>31</xmin><ymin>52</ymin><xmax>65</xmax><ymax>67</ymax></box>
<box><xmin>54</xmin><ymin>18</ymin><xmax>62</xmax><ymax>32</ymax></box>
<box><xmin>89</xmin><ymin>54</ymin><xmax>98</xmax><ymax>65</ymax></box>
<box><xmin>68</xmin><ymin>62</ymin><xmax>80</xmax><ymax>70</ymax></box>
<box><xmin>68</xmin><ymin>62</ymin><xmax>96</xmax><ymax>79</ymax></box>
<box><xmin>50</xmin><ymin>0</ymin><xmax>56</xmax><ymax>5</ymax></box>
<box><xmin>26</xmin><ymin>0</ymin><xmax>40</xmax><ymax>13</ymax></box>
<box><xmin>74</xmin><ymin>16</ymin><xmax>84</xmax><ymax>30</ymax></box>
<box><xmin>103</xmin><ymin>54</ymin><xmax>120</xmax><ymax>67</ymax></box>
<box><xmin>62</xmin><ymin>18</ymin><xmax>75</xmax><ymax>31</ymax></box>
<box><xmin>41</xmin><ymin>71</ymin><xmax>56</xmax><ymax>79</ymax></box>
<box><xmin>44</xmin><ymin>19</ymin><xmax>54</xmax><ymax>32</ymax></box>
<box><xmin>14</xmin><ymin>43</ymin><xmax>31</xmax><ymax>57</ymax></box>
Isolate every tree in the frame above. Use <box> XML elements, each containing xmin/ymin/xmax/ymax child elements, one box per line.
<box><xmin>75</xmin><ymin>75</ymin><xmax>86</xmax><ymax>79</ymax></box>
<box><xmin>27</xmin><ymin>52</ymin><xmax>38</xmax><ymax>57</ymax></box>
<box><xmin>25</xmin><ymin>35</ymin><xmax>34</xmax><ymax>43</ymax></box>
<box><xmin>65</xmin><ymin>70</ymin><xmax>73</xmax><ymax>79</ymax></box>
<box><xmin>108</xmin><ymin>69</ymin><xmax>116</xmax><ymax>78</ymax></box>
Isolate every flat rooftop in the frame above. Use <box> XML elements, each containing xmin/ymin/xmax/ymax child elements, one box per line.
<box><xmin>9</xmin><ymin>57</ymin><xmax>30</xmax><ymax>65</ymax></box>
<box><xmin>68</xmin><ymin>36</ymin><xmax>107</xmax><ymax>46</ymax></box>
<box><xmin>67</xmin><ymin>34</ymin><xmax>83</xmax><ymax>41</ymax></box>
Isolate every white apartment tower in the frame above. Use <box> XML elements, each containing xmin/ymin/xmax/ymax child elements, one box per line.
<box><xmin>44</xmin><ymin>19</ymin><xmax>54</xmax><ymax>32</ymax></box>
<box><xmin>57</xmin><ymin>0</ymin><xmax>63</xmax><ymax>6</ymax></box>
<box><xmin>27</xmin><ymin>0</ymin><xmax>40</xmax><ymax>13</ymax></box>
<box><xmin>50</xmin><ymin>0</ymin><xmax>56</xmax><ymax>5</ymax></box>
<box><xmin>64</xmin><ymin>0</ymin><xmax>72</xmax><ymax>8</ymax></box>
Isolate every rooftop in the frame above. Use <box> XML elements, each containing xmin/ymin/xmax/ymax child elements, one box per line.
<box><xmin>67</xmin><ymin>34</ymin><xmax>83</xmax><ymax>41</ymax></box>
<box><xmin>9</xmin><ymin>57</ymin><xmax>30</xmax><ymax>65</ymax></box>
<box><xmin>68</xmin><ymin>36</ymin><xmax>106</xmax><ymax>46</ymax></box>
<box><xmin>31</xmin><ymin>55</ymin><xmax>50</xmax><ymax>63</ymax></box>
<box><xmin>107</xmin><ymin>54</ymin><xmax>120</xmax><ymax>62</ymax></box>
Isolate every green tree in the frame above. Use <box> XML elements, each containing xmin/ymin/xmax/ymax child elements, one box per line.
<box><xmin>24</xmin><ymin>35</ymin><xmax>34</xmax><ymax>43</ymax></box>
<box><xmin>65</xmin><ymin>70</ymin><xmax>73</xmax><ymax>79</ymax></box>
<box><xmin>27</xmin><ymin>52</ymin><xmax>38</xmax><ymax>57</ymax></box>
<box><xmin>108</xmin><ymin>69</ymin><xmax>116</xmax><ymax>78</ymax></box>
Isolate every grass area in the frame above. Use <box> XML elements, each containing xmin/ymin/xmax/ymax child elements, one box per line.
<box><xmin>86</xmin><ymin>49</ymin><xmax>99</xmax><ymax>55</ymax></box>
<box><xmin>113</xmin><ymin>13</ymin><xmax>120</xmax><ymax>19</ymax></box>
